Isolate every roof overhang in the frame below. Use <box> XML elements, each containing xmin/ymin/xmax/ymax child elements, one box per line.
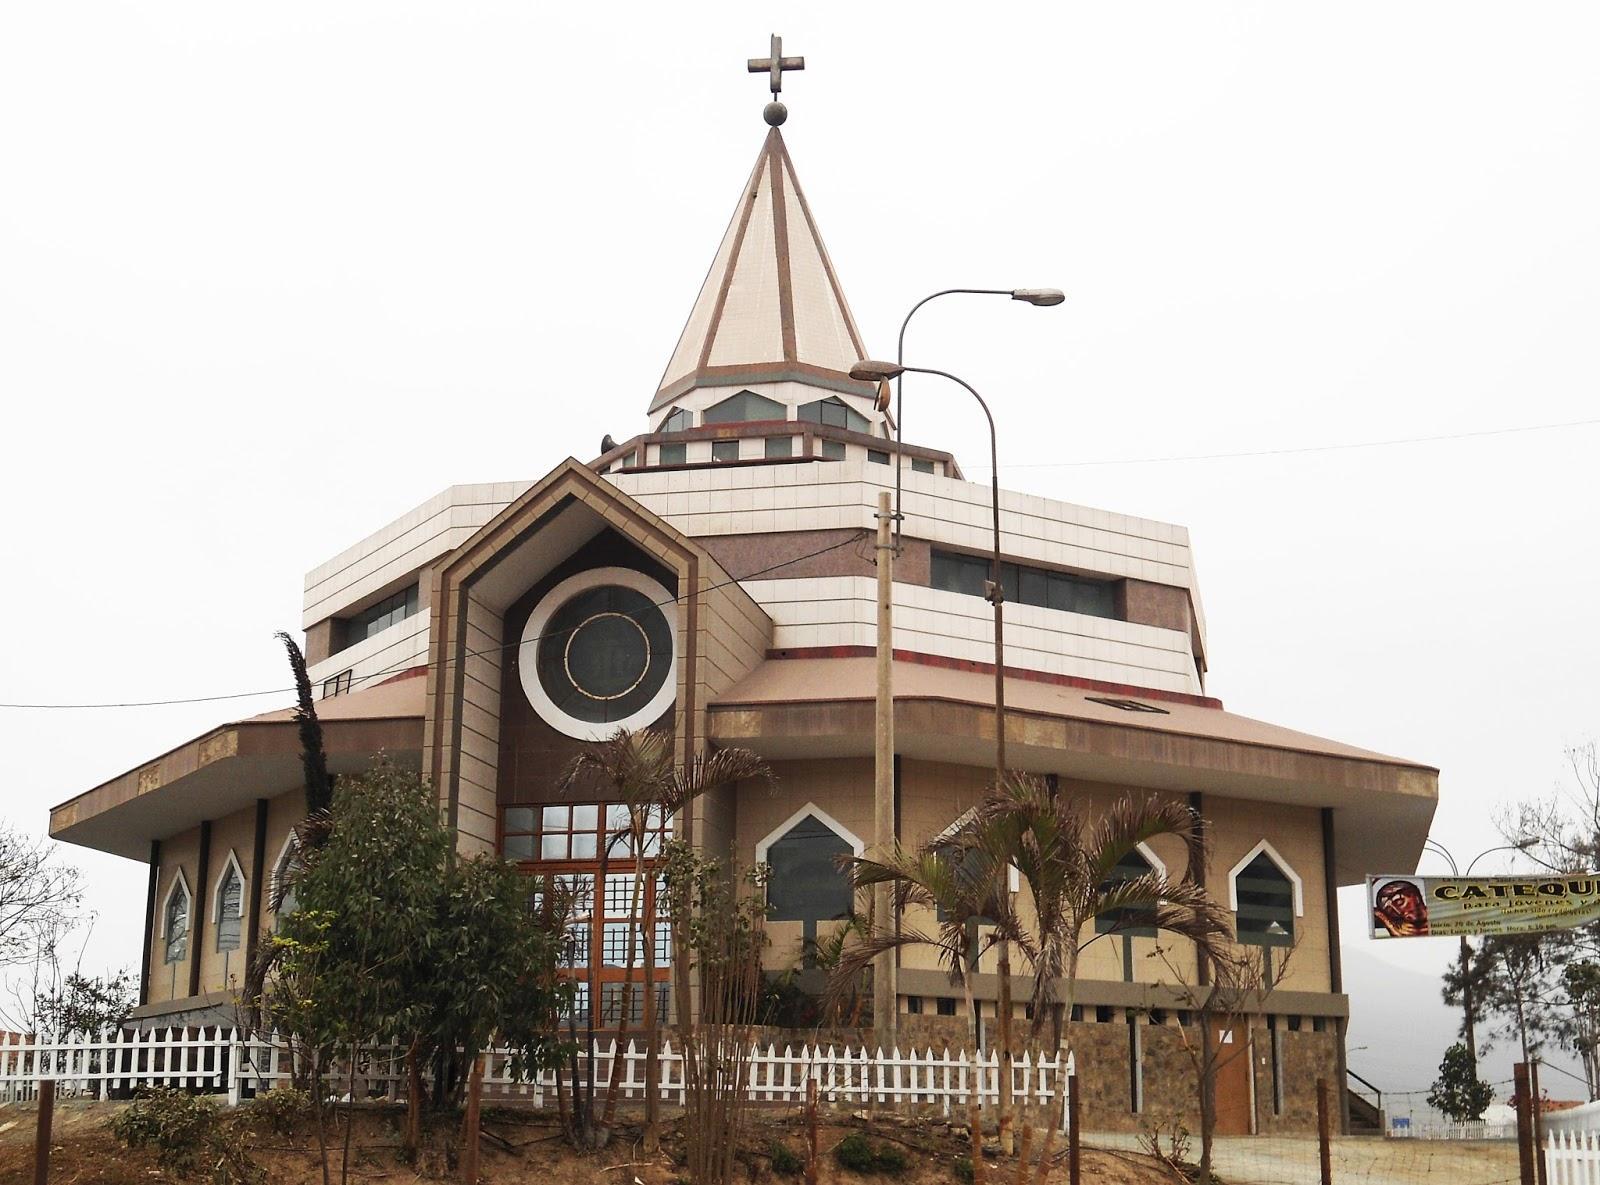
<box><xmin>706</xmin><ymin>658</ymin><xmax>1438</xmax><ymax>886</ymax></box>
<box><xmin>49</xmin><ymin>674</ymin><xmax>425</xmax><ymax>862</ymax></box>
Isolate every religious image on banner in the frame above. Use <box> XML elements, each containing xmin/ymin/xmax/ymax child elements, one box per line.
<box><xmin>1368</xmin><ymin>873</ymin><xmax>1600</xmax><ymax>939</ymax></box>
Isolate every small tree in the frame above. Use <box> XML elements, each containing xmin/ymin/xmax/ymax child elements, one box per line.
<box><xmin>1153</xmin><ymin>941</ymin><xmax>1296</xmax><ymax>1182</ymax></box>
<box><xmin>267</xmin><ymin>757</ymin><xmax>568</xmax><ymax>1184</ymax></box>
<box><xmin>664</xmin><ymin>841</ymin><xmax>770</xmax><ymax>1185</ymax></box>
<box><xmin>1429</xmin><ymin>1041</ymin><xmax>1494</xmax><ymax>1122</ymax></box>
<box><xmin>559</xmin><ymin>728</ymin><xmax>772</xmax><ymax>1151</ymax></box>
<box><xmin>0</xmin><ymin>822</ymin><xmax>81</xmax><ymax>970</ymax></box>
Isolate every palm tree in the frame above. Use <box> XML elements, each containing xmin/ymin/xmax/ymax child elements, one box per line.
<box><xmin>974</xmin><ymin>774</ymin><xmax>1234</xmax><ymax>1185</ymax></box>
<box><xmin>828</xmin><ymin>843</ymin><xmax>1015</xmax><ymax>1185</ymax></box>
<box><xmin>560</xmin><ymin>728</ymin><xmax>773</xmax><ymax>1151</ymax></box>
<box><xmin>934</xmin><ymin>815</ymin><xmax>1026</xmax><ymax>1158</ymax></box>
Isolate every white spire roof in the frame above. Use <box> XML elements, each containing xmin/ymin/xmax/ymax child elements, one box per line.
<box><xmin>653</xmin><ymin>128</ymin><xmax>870</xmax><ymax>412</ymax></box>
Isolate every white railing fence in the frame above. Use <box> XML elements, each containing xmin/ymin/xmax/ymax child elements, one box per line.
<box><xmin>1549</xmin><ymin>1130</ymin><xmax>1600</xmax><ymax>1185</ymax></box>
<box><xmin>1390</xmin><ymin>1119</ymin><xmax>1518</xmax><ymax>1141</ymax></box>
<box><xmin>0</xmin><ymin>1029</ymin><xmax>1071</xmax><ymax>1128</ymax></box>
<box><xmin>1549</xmin><ymin>1100</ymin><xmax>1600</xmax><ymax>1135</ymax></box>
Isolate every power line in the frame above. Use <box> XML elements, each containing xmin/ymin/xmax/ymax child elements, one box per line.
<box><xmin>0</xmin><ymin>530</ymin><xmax>870</xmax><ymax>711</ymax></box>
<box><xmin>969</xmin><ymin>415</ymin><xmax>1600</xmax><ymax>471</ymax></box>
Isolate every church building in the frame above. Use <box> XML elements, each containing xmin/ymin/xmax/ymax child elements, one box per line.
<box><xmin>48</xmin><ymin>46</ymin><xmax>1437</xmax><ymax>1135</ymax></box>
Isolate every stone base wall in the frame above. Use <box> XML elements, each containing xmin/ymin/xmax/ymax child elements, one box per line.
<box><xmin>749</xmin><ymin>1013</ymin><xmax>1338</xmax><ymax>1137</ymax></box>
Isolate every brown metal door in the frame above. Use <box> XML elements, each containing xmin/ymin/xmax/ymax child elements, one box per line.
<box><xmin>1208</xmin><ymin>1020</ymin><xmax>1253</xmax><ymax>1135</ymax></box>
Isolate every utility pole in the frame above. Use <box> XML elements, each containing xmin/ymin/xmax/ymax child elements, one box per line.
<box><xmin>874</xmin><ymin>489</ymin><xmax>897</xmax><ymax>1048</ymax></box>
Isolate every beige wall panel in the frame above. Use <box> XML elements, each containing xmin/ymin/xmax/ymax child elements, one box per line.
<box><xmin>1205</xmin><ymin>797</ymin><xmax>1329</xmax><ymax>994</ymax></box>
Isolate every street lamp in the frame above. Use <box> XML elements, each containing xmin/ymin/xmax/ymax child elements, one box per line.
<box><xmin>850</xmin><ymin>358</ymin><xmax>1011</xmax><ymax>781</ymax></box>
<box><xmin>891</xmin><ymin>289</ymin><xmax>1063</xmax><ymax>546</ymax></box>
<box><xmin>1423</xmin><ymin>837</ymin><xmax>1537</xmax><ymax>1078</ymax></box>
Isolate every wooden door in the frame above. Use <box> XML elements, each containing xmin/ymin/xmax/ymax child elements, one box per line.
<box><xmin>1208</xmin><ymin>1020</ymin><xmax>1254</xmax><ymax>1135</ymax></box>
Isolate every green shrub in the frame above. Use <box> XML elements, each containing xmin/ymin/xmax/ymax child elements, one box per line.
<box><xmin>769</xmin><ymin>1139</ymin><xmax>805</xmax><ymax>1176</ymax></box>
<box><xmin>247</xmin><ymin>1086</ymin><xmax>314</xmax><ymax>1135</ymax></box>
<box><xmin>834</xmin><ymin>1131</ymin><xmax>906</xmax><ymax>1176</ymax></box>
<box><xmin>953</xmin><ymin>1156</ymin><xmax>975</xmax><ymax>1183</ymax></box>
<box><xmin>108</xmin><ymin>1088</ymin><xmax>260</xmax><ymax>1183</ymax></box>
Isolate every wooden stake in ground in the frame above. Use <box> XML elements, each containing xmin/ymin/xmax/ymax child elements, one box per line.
<box><xmin>461</xmin><ymin>1053</ymin><xmax>484</xmax><ymax>1183</ymax></box>
<box><xmin>806</xmin><ymin>1076</ymin><xmax>819</xmax><ymax>1185</ymax></box>
<box><xmin>1515</xmin><ymin>1062</ymin><xmax>1536</xmax><ymax>1185</ymax></box>
<box><xmin>33</xmin><ymin>1078</ymin><xmax>54</xmax><ymax>1185</ymax></box>
<box><xmin>1066</xmin><ymin>1072</ymin><xmax>1080</xmax><ymax>1185</ymax></box>
<box><xmin>1316</xmin><ymin>1077</ymin><xmax>1333</xmax><ymax>1185</ymax></box>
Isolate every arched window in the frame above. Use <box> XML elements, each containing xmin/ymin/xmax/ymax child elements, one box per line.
<box><xmin>797</xmin><ymin>397</ymin><xmax>869</xmax><ymax>435</ymax></box>
<box><xmin>1229</xmin><ymin>842</ymin><xmax>1301</xmax><ymax>949</ymax></box>
<box><xmin>273</xmin><ymin>835</ymin><xmax>302</xmax><ymax>922</ymax></box>
<box><xmin>758</xmin><ymin>806</ymin><xmax>863</xmax><ymax>956</ymax></box>
<box><xmin>1095</xmin><ymin>845</ymin><xmax>1160</xmax><ymax>937</ymax></box>
<box><xmin>703</xmin><ymin>390</ymin><xmax>785</xmax><ymax>424</ymax></box>
<box><xmin>214</xmin><ymin>854</ymin><xmax>246</xmax><ymax>953</ymax></box>
<box><xmin>162</xmin><ymin>874</ymin><xmax>191</xmax><ymax>965</ymax></box>
<box><xmin>660</xmin><ymin>407</ymin><xmax>693</xmax><ymax>433</ymax></box>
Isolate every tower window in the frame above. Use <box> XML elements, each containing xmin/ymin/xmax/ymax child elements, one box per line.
<box><xmin>658</xmin><ymin>442</ymin><xmax>687</xmax><ymax>465</ymax></box>
<box><xmin>712</xmin><ymin>440</ymin><xmax>740</xmax><ymax>462</ymax></box>
<box><xmin>703</xmin><ymin>390</ymin><xmax>785</xmax><ymax>424</ymax></box>
<box><xmin>819</xmin><ymin>440</ymin><xmax>846</xmax><ymax>461</ymax></box>
<box><xmin>765</xmin><ymin>436</ymin><xmax>793</xmax><ymax>459</ymax></box>
<box><xmin>660</xmin><ymin>407</ymin><xmax>693</xmax><ymax>433</ymax></box>
<box><xmin>341</xmin><ymin>585</ymin><xmax>419</xmax><ymax>650</ymax></box>
<box><xmin>911</xmin><ymin>458</ymin><xmax>935</xmax><ymax>475</ymax></box>
<box><xmin>867</xmin><ymin>449</ymin><xmax>890</xmax><ymax>465</ymax></box>
<box><xmin>798</xmin><ymin>397</ymin><xmax>869</xmax><ymax>434</ymax></box>
<box><xmin>931</xmin><ymin>550</ymin><xmax>1117</xmax><ymax>619</ymax></box>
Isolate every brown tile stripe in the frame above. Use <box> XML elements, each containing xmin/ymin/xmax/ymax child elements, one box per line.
<box><xmin>768</xmin><ymin>138</ymin><xmax>797</xmax><ymax>362</ymax></box>
<box><xmin>762</xmin><ymin>644</ymin><xmax>1224</xmax><ymax>710</ymax></box>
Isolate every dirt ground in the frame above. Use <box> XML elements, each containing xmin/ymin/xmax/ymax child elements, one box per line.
<box><xmin>1086</xmin><ymin>1130</ymin><xmax>1524</xmax><ymax>1185</ymax></box>
<box><xmin>0</xmin><ymin>1099</ymin><xmax>1171</xmax><ymax>1185</ymax></box>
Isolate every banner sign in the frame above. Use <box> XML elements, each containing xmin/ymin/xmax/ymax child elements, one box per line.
<box><xmin>1368</xmin><ymin>873</ymin><xmax>1600</xmax><ymax>939</ymax></box>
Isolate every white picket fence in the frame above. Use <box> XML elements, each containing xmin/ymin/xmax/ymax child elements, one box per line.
<box><xmin>0</xmin><ymin>1028</ymin><xmax>1070</xmax><ymax>1127</ymax></box>
<box><xmin>1548</xmin><ymin>1130</ymin><xmax>1600</xmax><ymax>1185</ymax></box>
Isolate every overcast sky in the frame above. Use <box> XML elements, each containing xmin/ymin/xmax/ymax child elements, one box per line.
<box><xmin>3</xmin><ymin>2</ymin><xmax>1596</xmax><ymax>1097</ymax></box>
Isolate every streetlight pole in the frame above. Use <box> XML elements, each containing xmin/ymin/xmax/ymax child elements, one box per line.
<box><xmin>853</xmin><ymin>356</ymin><xmax>1016</xmax><ymax>1149</ymax></box>
<box><xmin>1424</xmin><ymin>837</ymin><xmax>1536</xmax><ymax>1080</ymax></box>
<box><xmin>891</xmin><ymin>289</ymin><xmax>1062</xmax><ymax>549</ymax></box>
<box><xmin>853</xmin><ymin>359</ymin><xmax>1008</xmax><ymax>779</ymax></box>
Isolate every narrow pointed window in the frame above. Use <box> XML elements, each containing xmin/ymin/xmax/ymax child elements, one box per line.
<box><xmin>216</xmin><ymin>864</ymin><xmax>243</xmax><ymax>953</ymax></box>
<box><xmin>164</xmin><ymin>882</ymin><xmax>190</xmax><ymax>965</ymax></box>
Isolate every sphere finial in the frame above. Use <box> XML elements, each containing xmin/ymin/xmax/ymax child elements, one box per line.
<box><xmin>764</xmin><ymin>101</ymin><xmax>788</xmax><ymax>127</ymax></box>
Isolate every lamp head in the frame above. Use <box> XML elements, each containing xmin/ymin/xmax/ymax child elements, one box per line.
<box><xmin>849</xmin><ymin>359</ymin><xmax>906</xmax><ymax>383</ymax></box>
<box><xmin>1011</xmin><ymin>288</ymin><xmax>1065</xmax><ymax>307</ymax></box>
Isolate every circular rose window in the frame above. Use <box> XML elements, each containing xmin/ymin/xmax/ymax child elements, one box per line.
<box><xmin>519</xmin><ymin>567</ymin><xmax>677</xmax><ymax>739</ymax></box>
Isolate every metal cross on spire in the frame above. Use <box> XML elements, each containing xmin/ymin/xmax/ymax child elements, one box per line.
<box><xmin>748</xmin><ymin>34</ymin><xmax>803</xmax><ymax>126</ymax></box>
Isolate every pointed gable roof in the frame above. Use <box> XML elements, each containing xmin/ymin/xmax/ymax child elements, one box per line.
<box><xmin>653</xmin><ymin>127</ymin><xmax>871</xmax><ymax>412</ymax></box>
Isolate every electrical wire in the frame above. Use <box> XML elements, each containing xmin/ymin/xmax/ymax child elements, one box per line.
<box><xmin>0</xmin><ymin>529</ymin><xmax>870</xmax><ymax>711</ymax></box>
<box><xmin>966</xmin><ymin>415</ymin><xmax>1600</xmax><ymax>471</ymax></box>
